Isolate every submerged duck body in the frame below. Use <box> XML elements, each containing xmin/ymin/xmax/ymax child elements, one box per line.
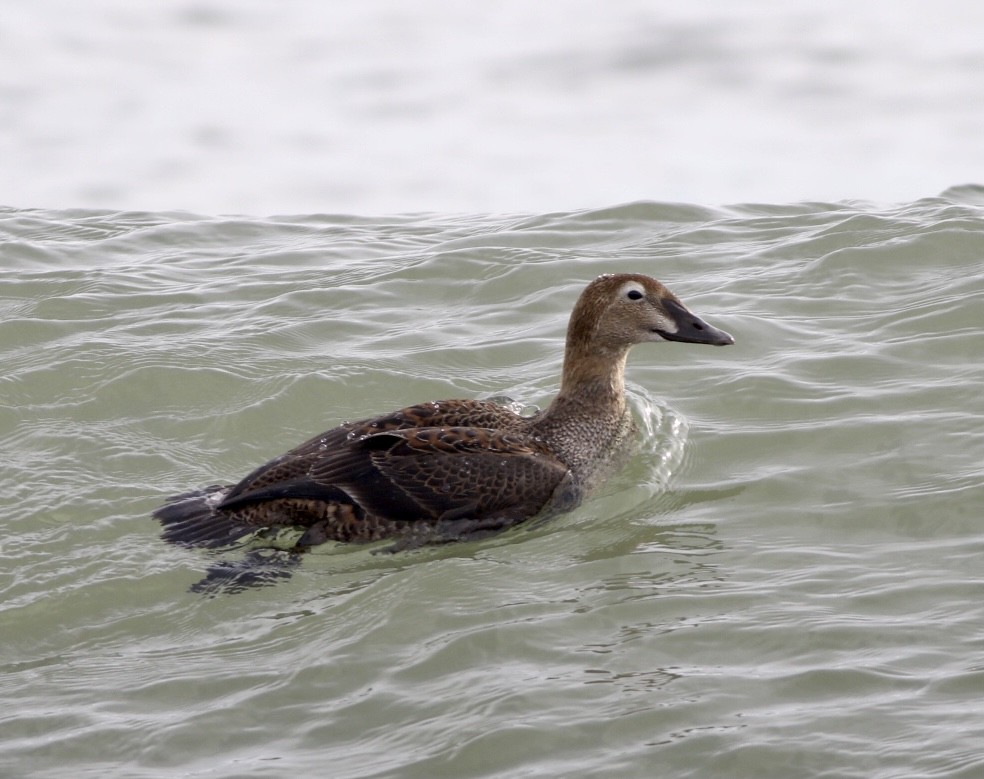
<box><xmin>154</xmin><ymin>274</ymin><xmax>733</xmax><ymax>552</ymax></box>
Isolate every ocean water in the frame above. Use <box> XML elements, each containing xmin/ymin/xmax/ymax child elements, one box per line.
<box><xmin>2</xmin><ymin>193</ymin><xmax>983</xmax><ymax>778</ymax></box>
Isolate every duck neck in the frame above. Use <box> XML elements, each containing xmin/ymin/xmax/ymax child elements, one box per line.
<box><xmin>532</xmin><ymin>342</ymin><xmax>633</xmax><ymax>483</ymax></box>
<box><xmin>549</xmin><ymin>342</ymin><xmax>630</xmax><ymax>422</ymax></box>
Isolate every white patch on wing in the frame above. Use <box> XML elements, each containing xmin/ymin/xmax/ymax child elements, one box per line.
<box><xmin>205</xmin><ymin>488</ymin><xmax>230</xmax><ymax>509</ymax></box>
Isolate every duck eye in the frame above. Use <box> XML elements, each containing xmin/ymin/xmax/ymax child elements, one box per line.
<box><xmin>626</xmin><ymin>289</ymin><xmax>644</xmax><ymax>301</ymax></box>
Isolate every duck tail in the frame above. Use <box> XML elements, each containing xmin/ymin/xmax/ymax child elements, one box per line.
<box><xmin>154</xmin><ymin>485</ymin><xmax>254</xmax><ymax>548</ymax></box>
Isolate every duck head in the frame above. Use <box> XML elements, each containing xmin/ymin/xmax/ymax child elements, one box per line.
<box><xmin>567</xmin><ymin>273</ymin><xmax>734</xmax><ymax>356</ymax></box>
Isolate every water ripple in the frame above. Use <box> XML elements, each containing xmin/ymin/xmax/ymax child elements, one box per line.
<box><xmin>2</xmin><ymin>199</ymin><xmax>983</xmax><ymax>778</ymax></box>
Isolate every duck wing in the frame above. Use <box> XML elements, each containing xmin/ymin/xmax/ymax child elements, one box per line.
<box><xmin>217</xmin><ymin>423</ymin><xmax>568</xmax><ymax>527</ymax></box>
<box><xmin>352</xmin><ymin>426</ymin><xmax>569</xmax><ymax>523</ymax></box>
<box><xmin>212</xmin><ymin>398</ymin><xmax>562</xmax><ymax>523</ymax></box>
<box><xmin>211</xmin><ymin>399</ymin><xmax>498</xmax><ymax>504</ymax></box>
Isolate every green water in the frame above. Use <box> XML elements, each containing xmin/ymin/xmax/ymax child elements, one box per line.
<box><xmin>2</xmin><ymin>195</ymin><xmax>983</xmax><ymax>778</ymax></box>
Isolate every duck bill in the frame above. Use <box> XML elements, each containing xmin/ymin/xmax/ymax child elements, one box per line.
<box><xmin>657</xmin><ymin>298</ymin><xmax>735</xmax><ymax>346</ymax></box>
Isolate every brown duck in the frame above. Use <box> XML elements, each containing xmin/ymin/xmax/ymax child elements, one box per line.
<box><xmin>154</xmin><ymin>273</ymin><xmax>733</xmax><ymax>552</ymax></box>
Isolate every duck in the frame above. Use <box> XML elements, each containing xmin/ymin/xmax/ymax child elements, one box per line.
<box><xmin>154</xmin><ymin>273</ymin><xmax>733</xmax><ymax>553</ymax></box>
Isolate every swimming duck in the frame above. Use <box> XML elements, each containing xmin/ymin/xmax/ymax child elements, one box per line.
<box><xmin>154</xmin><ymin>273</ymin><xmax>733</xmax><ymax>552</ymax></box>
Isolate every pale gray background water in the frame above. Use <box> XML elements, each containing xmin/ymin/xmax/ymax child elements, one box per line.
<box><xmin>2</xmin><ymin>3</ymin><xmax>984</xmax><ymax>779</ymax></box>
<box><xmin>3</xmin><ymin>0</ymin><xmax>984</xmax><ymax>214</ymax></box>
